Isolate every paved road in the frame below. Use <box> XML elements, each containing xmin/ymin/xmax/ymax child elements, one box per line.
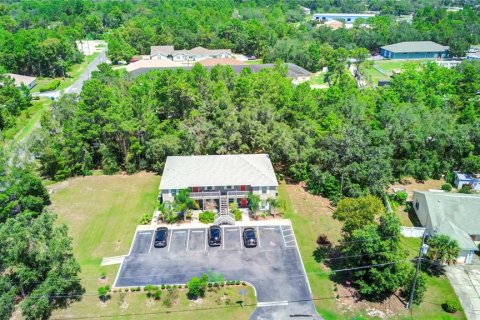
<box><xmin>115</xmin><ymin>225</ymin><xmax>320</xmax><ymax>320</ymax></box>
<box><xmin>34</xmin><ymin>50</ymin><xmax>107</xmax><ymax>99</ymax></box>
<box><xmin>446</xmin><ymin>264</ymin><xmax>480</xmax><ymax>320</ymax></box>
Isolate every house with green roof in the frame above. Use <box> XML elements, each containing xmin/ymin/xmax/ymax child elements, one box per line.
<box><xmin>380</xmin><ymin>41</ymin><xmax>449</xmax><ymax>59</ymax></box>
<box><xmin>413</xmin><ymin>191</ymin><xmax>479</xmax><ymax>264</ymax></box>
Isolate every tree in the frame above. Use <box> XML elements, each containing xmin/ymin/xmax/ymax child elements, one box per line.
<box><xmin>427</xmin><ymin>234</ymin><xmax>460</xmax><ymax>265</ymax></box>
<box><xmin>174</xmin><ymin>189</ymin><xmax>197</xmax><ymax>221</ymax></box>
<box><xmin>247</xmin><ymin>193</ymin><xmax>260</xmax><ymax>217</ymax></box>
<box><xmin>187</xmin><ymin>274</ymin><xmax>208</xmax><ymax>299</ymax></box>
<box><xmin>350</xmin><ymin>48</ymin><xmax>370</xmax><ymax>68</ymax></box>
<box><xmin>267</xmin><ymin>198</ymin><xmax>281</xmax><ymax>217</ymax></box>
<box><xmin>462</xmin><ymin>155</ymin><xmax>480</xmax><ymax>173</ymax></box>
<box><xmin>404</xmin><ymin>270</ymin><xmax>426</xmax><ymax>305</ymax></box>
<box><xmin>333</xmin><ymin>196</ymin><xmax>385</xmax><ymax>236</ymax></box>
<box><xmin>98</xmin><ymin>285</ymin><xmax>110</xmax><ymax>303</ymax></box>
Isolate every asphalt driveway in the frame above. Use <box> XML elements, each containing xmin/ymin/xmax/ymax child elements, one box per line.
<box><xmin>114</xmin><ymin>224</ymin><xmax>319</xmax><ymax>320</ymax></box>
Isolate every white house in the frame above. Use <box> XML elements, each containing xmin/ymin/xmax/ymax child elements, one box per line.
<box><xmin>413</xmin><ymin>191</ymin><xmax>480</xmax><ymax>264</ymax></box>
<box><xmin>149</xmin><ymin>46</ymin><xmax>232</xmax><ymax>62</ymax></box>
<box><xmin>4</xmin><ymin>73</ymin><xmax>37</xmax><ymax>89</ymax></box>
<box><xmin>159</xmin><ymin>154</ymin><xmax>278</xmax><ymax>214</ymax></box>
<box><xmin>454</xmin><ymin>172</ymin><xmax>480</xmax><ymax>191</ymax></box>
<box><xmin>313</xmin><ymin>13</ymin><xmax>375</xmax><ymax>23</ymax></box>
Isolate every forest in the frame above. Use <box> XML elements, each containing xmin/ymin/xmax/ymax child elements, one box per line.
<box><xmin>1</xmin><ymin>0</ymin><xmax>480</xmax><ymax>74</ymax></box>
<box><xmin>32</xmin><ymin>59</ymin><xmax>480</xmax><ymax>202</ymax></box>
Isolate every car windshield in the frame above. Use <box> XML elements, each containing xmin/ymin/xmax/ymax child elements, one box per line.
<box><xmin>245</xmin><ymin>230</ymin><xmax>255</xmax><ymax>238</ymax></box>
<box><xmin>210</xmin><ymin>229</ymin><xmax>220</xmax><ymax>237</ymax></box>
<box><xmin>155</xmin><ymin>230</ymin><xmax>166</xmax><ymax>241</ymax></box>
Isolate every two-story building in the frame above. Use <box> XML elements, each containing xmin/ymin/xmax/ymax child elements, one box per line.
<box><xmin>159</xmin><ymin>154</ymin><xmax>278</xmax><ymax>213</ymax></box>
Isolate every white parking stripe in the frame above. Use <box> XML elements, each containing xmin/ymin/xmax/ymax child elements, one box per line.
<box><xmin>284</xmin><ymin>234</ymin><xmax>294</xmax><ymax>237</ymax></box>
<box><xmin>192</xmin><ymin>230</ymin><xmax>204</xmax><ymax>233</ymax></box>
<box><xmin>186</xmin><ymin>229</ymin><xmax>190</xmax><ymax>252</ymax></box>
<box><xmin>174</xmin><ymin>230</ymin><xmax>186</xmax><ymax>233</ymax></box>
<box><xmin>138</xmin><ymin>231</ymin><xmax>151</xmax><ymax>235</ymax></box>
<box><xmin>226</xmin><ymin>228</ymin><xmax>237</xmax><ymax>231</ymax></box>
<box><xmin>256</xmin><ymin>226</ymin><xmax>261</xmax><ymax>248</ymax></box>
<box><xmin>285</xmin><ymin>239</ymin><xmax>296</xmax><ymax>243</ymax></box>
<box><xmin>148</xmin><ymin>231</ymin><xmax>155</xmax><ymax>253</ymax></box>
<box><xmin>262</xmin><ymin>227</ymin><xmax>275</xmax><ymax>230</ymax></box>
<box><xmin>239</xmin><ymin>228</ymin><xmax>243</xmax><ymax>249</ymax></box>
<box><xmin>167</xmin><ymin>230</ymin><xmax>173</xmax><ymax>252</ymax></box>
<box><xmin>279</xmin><ymin>225</ymin><xmax>287</xmax><ymax>247</ymax></box>
<box><xmin>222</xmin><ymin>227</ymin><xmax>225</xmax><ymax>250</ymax></box>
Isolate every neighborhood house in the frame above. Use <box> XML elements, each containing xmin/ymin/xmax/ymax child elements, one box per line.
<box><xmin>2</xmin><ymin>73</ymin><xmax>37</xmax><ymax>89</ymax></box>
<box><xmin>149</xmin><ymin>45</ymin><xmax>232</xmax><ymax>61</ymax></box>
<box><xmin>454</xmin><ymin>172</ymin><xmax>480</xmax><ymax>191</ymax></box>
<box><xmin>413</xmin><ymin>191</ymin><xmax>480</xmax><ymax>264</ymax></box>
<box><xmin>313</xmin><ymin>13</ymin><xmax>375</xmax><ymax>22</ymax></box>
<box><xmin>380</xmin><ymin>41</ymin><xmax>449</xmax><ymax>59</ymax></box>
<box><xmin>159</xmin><ymin>154</ymin><xmax>278</xmax><ymax>213</ymax></box>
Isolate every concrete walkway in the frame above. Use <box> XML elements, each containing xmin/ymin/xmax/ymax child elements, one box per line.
<box><xmin>446</xmin><ymin>264</ymin><xmax>480</xmax><ymax>320</ymax></box>
<box><xmin>139</xmin><ymin>218</ymin><xmax>292</xmax><ymax>231</ymax></box>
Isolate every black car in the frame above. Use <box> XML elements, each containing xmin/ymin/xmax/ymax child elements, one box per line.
<box><xmin>243</xmin><ymin>227</ymin><xmax>257</xmax><ymax>248</ymax></box>
<box><xmin>154</xmin><ymin>227</ymin><xmax>168</xmax><ymax>248</ymax></box>
<box><xmin>208</xmin><ymin>225</ymin><xmax>222</xmax><ymax>247</ymax></box>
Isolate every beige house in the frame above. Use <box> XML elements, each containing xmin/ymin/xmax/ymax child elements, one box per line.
<box><xmin>149</xmin><ymin>46</ymin><xmax>232</xmax><ymax>61</ymax></box>
<box><xmin>159</xmin><ymin>154</ymin><xmax>278</xmax><ymax>213</ymax></box>
<box><xmin>4</xmin><ymin>73</ymin><xmax>37</xmax><ymax>89</ymax></box>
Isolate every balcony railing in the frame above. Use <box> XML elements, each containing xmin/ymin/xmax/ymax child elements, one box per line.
<box><xmin>189</xmin><ymin>191</ymin><xmax>221</xmax><ymax>199</ymax></box>
<box><xmin>227</xmin><ymin>191</ymin><xmax>248</xmax><ymax>198</ymax></box>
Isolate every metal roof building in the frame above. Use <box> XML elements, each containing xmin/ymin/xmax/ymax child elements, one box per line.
<box><xmin>380</xmin><ymin>41</ymin><xmax>449</xmax><ymax>59</ymax></box>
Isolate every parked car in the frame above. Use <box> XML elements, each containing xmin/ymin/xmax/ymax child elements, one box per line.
<box><xmin>243</xmin><ymin>227</ymin><xmax>257</xmax><ymax>248</ymax></box>
<box><xmin>208</xmin><ymin>225</ymin><xmax>222</xmax><ymax>247</ymax></box>
<box><xmin>154</xmin><ymin>227</ymin><xmax>168</xmax><ymax>248</ymax></box>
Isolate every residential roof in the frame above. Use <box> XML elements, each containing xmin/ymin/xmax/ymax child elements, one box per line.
<box><xmin>159</xmin><ymin>154</ymin><xmax>278</xmax><ymax>190</ymax></box>
<box><xmin>128</xmin><ymin>62</ymin><xmax>311</xmax><ymax>79</ymax></box>
<box><xmin>455</xmin><ymin>172</ymin><xmax>480</xmax><ymax>180</ymax></box>
<box><xmin>414</xmin><ymin>191</ymin><xmax>480</xmax><ymax>235</ymax></box>
<box><xmin>381</xmin><ymin>41</ymin><xmax>449</xmax><ymax>53</ymax></box>
<box><xmin>4</xmin><ymin>73</ymin><xmax>36</xmax><ymax>87</ymax></box>
<box><xmin>314</xmin><ymin>13</ymin><xmax>375</xmax><ymax>17</ymax></box>
<box><xmin>150</xmin><ymin>45</ymin><xmax>232</xmax><ymax>57</ymax></box>
<box><xmin>437</xmin><ymin>220</ymin><xmax>478</xmax><ymax>251</ymax></box>
<box><xmin>198</xmin><ymin>58</ymin><xmax>245</xmax><ymax>66</ymax></box>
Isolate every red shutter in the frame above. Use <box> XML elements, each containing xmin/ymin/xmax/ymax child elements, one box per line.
<box><xmin>240</xmin><ymin>185</ymin><xmax>246</xmax><ymax>191</ymax></box>
<box><xmin>192</xmin><ymin>187</ymin><xmax>199</xmax><ymax>192</ymax></box>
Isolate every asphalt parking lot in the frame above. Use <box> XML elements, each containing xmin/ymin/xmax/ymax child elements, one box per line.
<box><xmin>115</xmin><ymin>224</ymin><xmax>319</xmax><ymax>319</ymax></box>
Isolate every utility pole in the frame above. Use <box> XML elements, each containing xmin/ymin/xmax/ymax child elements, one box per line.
<box><xmin>408</xmin><ymin>230</ymin><xmax>428</xmax><ymax>310</ymax></box>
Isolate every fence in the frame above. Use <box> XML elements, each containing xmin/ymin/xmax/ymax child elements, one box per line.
<box><xmin>400</xmin><ymin>226</ymin><xmax>426</xmax><ymax>238</ymax></box>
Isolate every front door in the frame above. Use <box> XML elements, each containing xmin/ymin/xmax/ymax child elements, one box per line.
<box><xmin>240</xmin><ymin>198</ymin><xmax>247</xmax><ymax>208</ymax></box>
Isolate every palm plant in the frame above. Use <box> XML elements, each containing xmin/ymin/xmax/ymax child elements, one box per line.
<box><xmin>427</xmin><ymin>234</ymin><xmax>460</xmax><ymax>265</ymax></box>
<box><xmin>174</xmin><ymin>189</ymin><xmax>197</xmax><ymax>221</ymax></box>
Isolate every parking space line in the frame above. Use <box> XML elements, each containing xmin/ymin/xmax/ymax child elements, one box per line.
<box><xmin>186</xmin><ymin>229</ymin><xmax>190</xmax><ymax>252</ymax></box>
<box><xmin>284</xmin><ymin>234</ymin><xmax>294</xmax><ymax>237</ymax></box>
<box><xmin>167</xmin><ymin>230</ymin><xmax>173</xmax><ymax>252</ymax></box>
<box><xmin>262</xmin><ymin>227</ymin><xmax>275</xmax><ymax>230</ymax></box>
<box><xmin>239</xmin><ymin>228</ymin><xmax>243</xmax><ymax>249</ymax></box>
<box><xmin>285</xmin><ymin>239</ymin><xmax>295</xmax><ymax>243</ymax></box>
<box><xmin>192</xmin><ymin>230</ymin><xmax>204</xmax><ymax>233</ymax></box>
<box><xmin>148</xmin><ymin>230</ymin><xmax>155</xmax><ymax>253</ymax></box>
<box><xmin>222</xmin><ymin>227</ymin><xmax>225</xmax><ymax>250</ymax></box>
<box><xmin>226</xmin><ymin>229</ymin><xmax>237</xmax><ymax>231</ymax></box>
<box><xmin>279</xmin><ymin>225</ymin><xmax>287</xmax><ymax>247</ymax></box>
<box><xmin>256</xmin><ymin>226</ymin><xmax>261</xmax><ymax>248</ymax></box>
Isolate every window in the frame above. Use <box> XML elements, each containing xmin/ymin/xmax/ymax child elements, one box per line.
<box><xmin>205</xmin><ymin>186</ymin><xmax>215</xmax><ymax>191</ymax></box>
<box><xmin>171</xmin><ymin>189</ymin><xmax>177</xmax><ymax>196</ymax></box>
<box><xmin>415</xmin><ymin>201</ymin><xmax>419</xmax><ymax>210</ymax></box>
<box><xmin>261</xmin><ymin>187</ymin><xmax>267</xmax><ymax>194</ymax></box>
<box><xmin>226</xmin><ymin>185</ymin><xmax>234</xmax><ymax>190</ymax></box>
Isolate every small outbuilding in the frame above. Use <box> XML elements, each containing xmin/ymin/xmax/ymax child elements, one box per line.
<box><xmin>380</xmin><ymin>41</ymin><xmax>449</xmax><ymax>59</ymax></box>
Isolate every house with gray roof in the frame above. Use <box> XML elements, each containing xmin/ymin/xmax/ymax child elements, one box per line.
<box><xmin>413</xmin><ymin>191</ymin><xmax>479</xmax><ymax>264</ymax></box>
<box><xmin>2</xmin><ymin>73</ymin><xmax>37</xmax><ymax>89</ymax></box>
<box><xmin>149</xmin><ymin>45</ymin><xmax>232</xmax><ymax>61</ymax></box>
<box><xmin>380</xmin><ymin>41</ymin><xmax>449</xmax><ymax>59</ymax></box>
<box><xmin>159</xmin><ymin>154</ymin><xmax>278</xmax><ymax>215</ymax></box>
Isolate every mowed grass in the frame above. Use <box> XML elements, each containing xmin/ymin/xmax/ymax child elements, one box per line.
<box><xmin>361</xmin><ymin>60</ymin><xmax>424</xmax><ymax>86</ymax></box>
<box><xmin>31</xmin><ymin>52</ymin><xmax>99</xmax><ymax>93</ymax></box>
<box><xmin>48</xmin><ymin>173</ymin><xmax>255</xmax><ymax>319</ymax></box>
<box><xmin>279</xmin><ymin>183</ymin><xmax>465</xmax><ymax>320</ymax></box>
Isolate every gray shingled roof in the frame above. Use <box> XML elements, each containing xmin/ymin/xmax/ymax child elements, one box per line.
<box><xmin>437</xmin><ymin>220</ymin><xmax>477</xmax><ymax>251</ymax></box>
<box><xmin>414</xmin><ymin>191</ymin><xmax>480</xmax><ymax>249</ymax></box>
<box><xmin>128</xmin><ymin>63</ymin><xmax>311</xmax><ymax>79</ymax></box>
<box><xmin>159</xmin><ymin>154</ymin><xmax>278</xmax><ymax>190</ymax></box>
<box><xmin>150</xmin><ymin>46</ymin><xmax>231</xmax><ymax>57</ymax></box>
<box><xmin>381</xmin><ymin>41</ymin><xmax>449</xmax><ymax>53</ymax></box>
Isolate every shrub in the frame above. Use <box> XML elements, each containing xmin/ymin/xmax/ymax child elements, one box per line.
<box><xmin>231</xmin><ymin>208</ymin><xmax>242</xmax><ymax>221</ymax></box>
<box><xmin>442</xmin><ymin>300</ymin><xmax>461</xmax><ymax>313</ymax></box>
<box><xmin>235</xmin><ymin>280</ymin><xmax>240</xmax><ymax>285</ymax></box>
<box><xmin>161</xmin><ymin>284</ymin><xmax>166</xmax><ymax>289</ymax></box>
<box><xmin>136</xmin><ymin>286</ymin><xmax>141</xmax><ymax>292</ymax></box>
<box><xmin>100</xmin><ymin>271</ymin><xmax>106</xmax><ymax>279</ymax></box>
<box><xmin>208</xmin><ymin>283</ymin><xmax>213</xmax><ymax>288</ymax></box>
<box><xmin>393</xmin><ymin>191</ymin><xmax>408</xmax><ymax>205</ymax></box>
<box><xmin>459</xmin><ymin>185</ymin><xmax>472</xmax><ymax>194</ymax></box>
<box><xmin>441</xmin><ymin>183</ymin><xmax>453</xmax><ymax>192</ymax></box>
<box><xmin>199</xmin><ymin>211</ymin><xmax>215</xmax><ymax>224</ymax></box>
<box><xmin>98</xmin><ymin>285</ymin><xmax>110</xmax><ymax>302</ymax></box>
<box><xmin>39</xmin><ymin>79</ymin><xmax>60</xmax><ymax>92</ymax></box>
<box><xmin>140</xmin><ymin>213</ymin><xmax>152</xmax><ymax>225</ymax></box>
<box><xmin>163</xmin><ymin>297</ymin><xmax>172</xmax><ymax>307</ymax></box>
<box><xmin>153</xmin><ymin>289</ymin><xmax>162</xmax><ymax>300</ymax></box>
<box><xmin>242</xmin><ymin>282</ymin><xmax>246</xmax><ymax>286</ymax></box>
<box><xmin>187</xmin><ymin>274</ymin><xmax>208</xmax><ymax>299</ymax></box>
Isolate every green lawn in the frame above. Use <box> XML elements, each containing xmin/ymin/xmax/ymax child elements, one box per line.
<box><xmin>48</xmin><ymin>173</ymin><xmax>256</xmax><ymax>319</ymax></box>
<box><xmin>279</xmin><ymin>183</ymin><xmax>465</xmax><ymax>320</ymax></box>
<box><xmin>361</xmin><ymin>60</ymin><xmax>424</xmax><ymax>86</ymax></box>
<box><xmin>31</xmin><ymin>52</ymin><xmax>99</xmax><ymax>93</ymax></box>
<box><xmin>1</xmin><ymin>98</ymin><xmax>51</xmax><ymax>151</ymax></box>
<box><xmin>310</xmin><ymin>72</ymin><xmax>326</xmax><ymax>85</ymax></box>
